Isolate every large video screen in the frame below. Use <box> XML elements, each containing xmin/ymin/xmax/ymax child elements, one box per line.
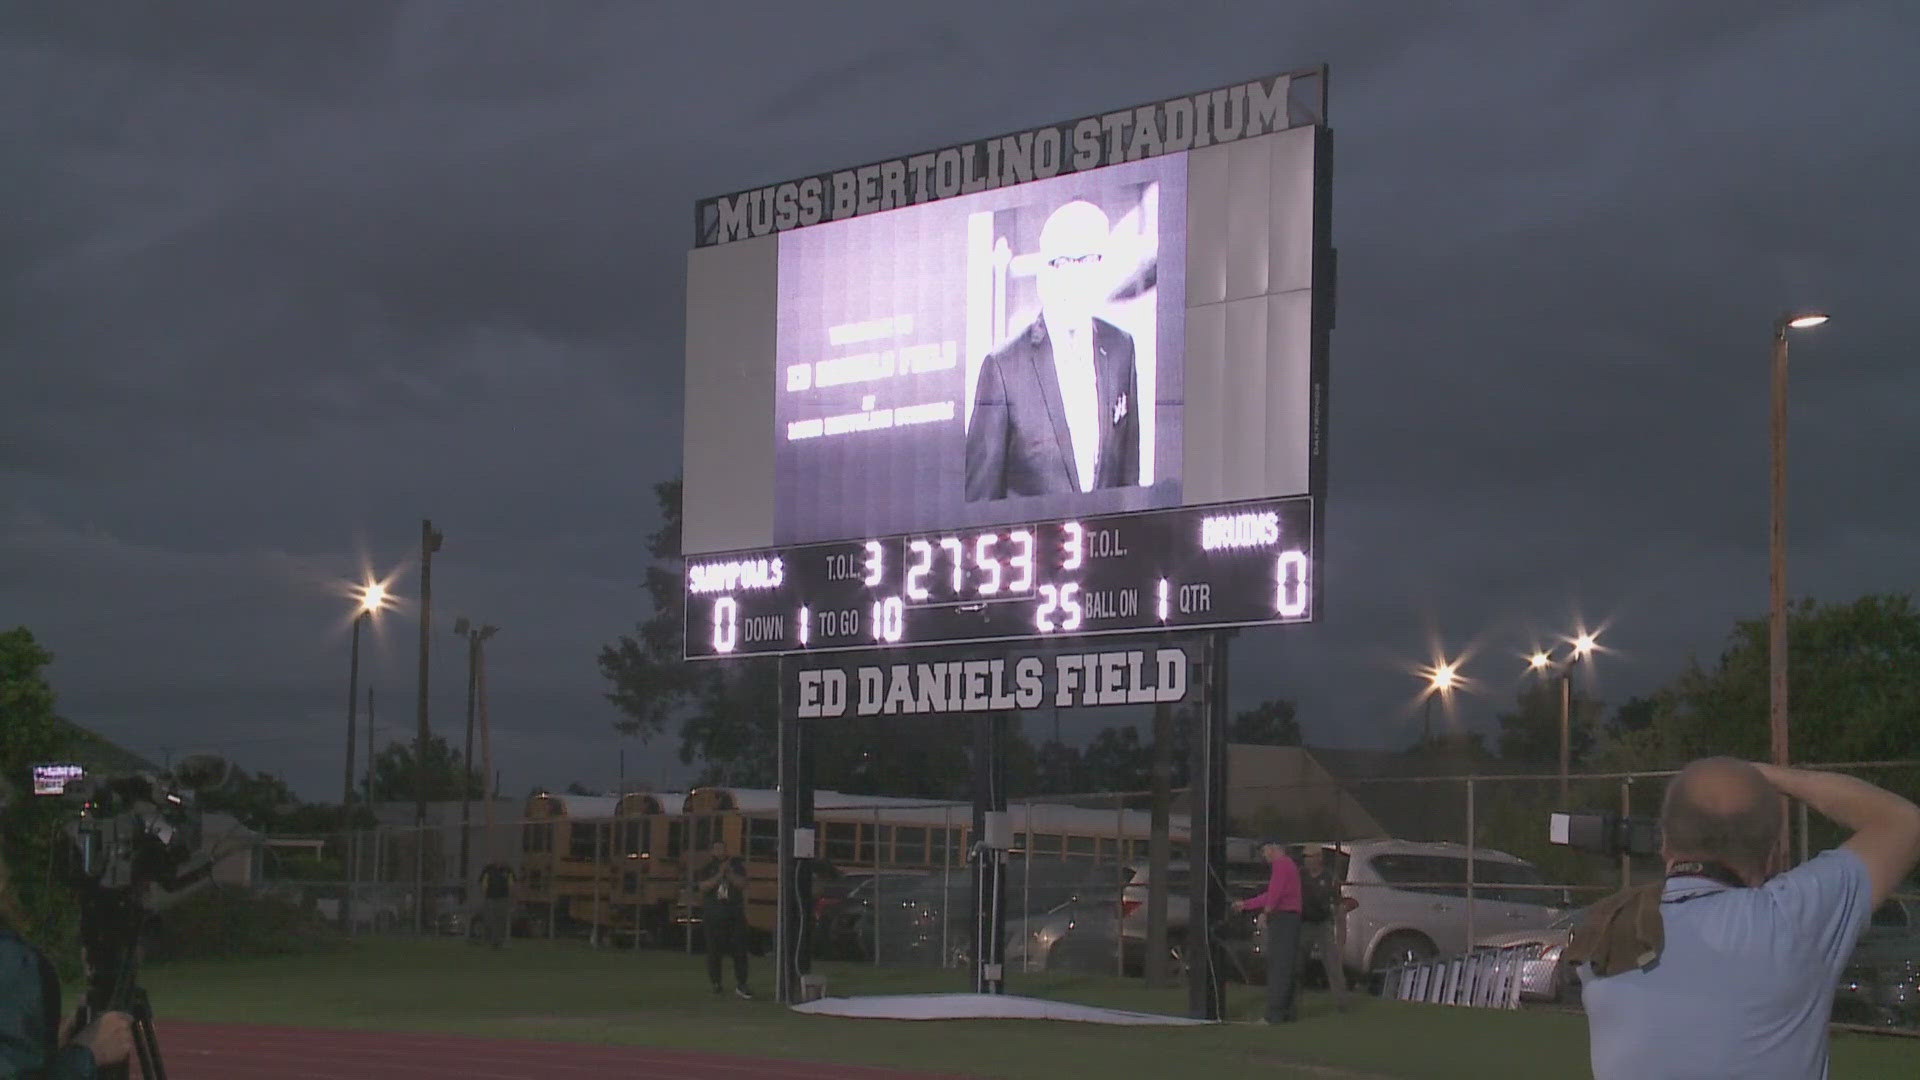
<box><xmin>680</xmin><ymin>71</ymin><xmax>1329</xmax><ymax>657</ymax></box>
<box><xmin>775</xmin><ymin>156</ymin><xmax>1186</xmax><ymax>544</ymax></box>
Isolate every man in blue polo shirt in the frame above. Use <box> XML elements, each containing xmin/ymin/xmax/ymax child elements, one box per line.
<box><xmin>1577</xmin><ymin>759</ymin><xmax>1920</xmax><ymax>1079</ymax></box>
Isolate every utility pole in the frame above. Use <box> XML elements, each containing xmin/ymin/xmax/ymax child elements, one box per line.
<box><xmin>454</xmin><ymin>619</ymin><xmax>496</xmax><ymax>890</ymax></box>
<box><xmin>414</xmin><ymin>518</ymin><xmax>443</xmax><ymax>933</ymax></box>
<box><xmin>478</xmin><ymin>631</ymin><xmax>497</xmax><ymax>852</ymax></box>
<box><xmin>1558</xmin><ymin>667</ymin><xmax>1573</xmax><ymax>804</ymax></box>
<box><xmin>365</xmin><ymin>685</ymin><xmax>376</xmax><ymax>805</ymax></box>
<box><xmin>456</xmin><ymin>620</ymin><xmax>478</xmax><ymax>894</ymax></box>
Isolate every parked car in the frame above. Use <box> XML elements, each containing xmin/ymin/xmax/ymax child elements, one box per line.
<box><xmin>1006</xmin><ymin>890</ymin><xmax>1128</xmax><ymax>975</ymax></box>
<box><xmin>1114</xmin><ymin>858</ymin><xmax>1270</xmax><ymax>978</ymax></box>
<box><xmin>1116</xmin><ymin>858</ymin><xmax>1271</xmax><ymax>934</ymax></box>
<box><xmin>1471</xmin><ymin>891</ymin><xmax>1920</xmax><ymax>1024</ymax></box>
<box><xmin>1328</xmin><ymin>839</ymin><xmax>1563</xmax><ymax>983</ymax></box>
<box><xmin>845</xmin><ymin>860</ymin><xmax>1121</xmax><ymax>966</ymax></box>
<box><xmin>815</xmin><ymin>869</ymin><xmax>935</xmax><ymax>959</ymax></box>
<box><xmin>1836</xmin><ymin>895</ymin><xmax>1920</xmax><ymax>1028</ymax></box>
<box><xmin>846</xmin><ymin>875</ymin><xmax>968</xmax><ymax>965</ymax></box>
<box><xmin>1471</xmin><ymin>905</ymin><xmax>1589</xmax><ymax>1001</ymax></box>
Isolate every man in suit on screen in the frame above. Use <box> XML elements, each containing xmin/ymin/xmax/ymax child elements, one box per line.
<box><xmin>965</xmin><ymin>199</ymin><xmax>1141</xmax><ymax>501</ymax></box>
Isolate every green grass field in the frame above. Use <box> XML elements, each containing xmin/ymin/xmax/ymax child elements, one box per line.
<box><xmin>142</xmin><ymin>939</ymin><xmax>1915</xmax><ymax>1079</ymax></box>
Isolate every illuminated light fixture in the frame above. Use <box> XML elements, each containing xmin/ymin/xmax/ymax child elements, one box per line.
<box><xmin>1783</xmin><ymin>312</ymin><xmax>1829</xmax><ymax>330</ymax></box>
<box><xmin>1429</xmin><ymin>663</ymin><xmax>1459</xmax><ymax>692</ymax></box>
<box><xmin>1528</xmin><ymin>651</ymin><xmax>1552</xmax><ymax>671</ymax></box>
<box><xmin>359</xmin><ymin>581</ymin><xmax>387</xmax><ymax>614</ymax></box>
<box><xmin>1573</xmin><ymin>632</ymin><xmax>1597</xmax><ymax>657</ymax></box>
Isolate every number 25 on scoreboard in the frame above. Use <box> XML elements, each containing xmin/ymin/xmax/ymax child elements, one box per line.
<box><xmin>1034</xmin><ymin>582</ymin><xmax>1083</xmax><ymax>633</ymax></box>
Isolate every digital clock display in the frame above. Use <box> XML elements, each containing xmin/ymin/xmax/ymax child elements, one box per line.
<box><xmin>683</xmin><ymin>496</ymin><xmax>1314</xmax><ymax>659</ymax></box>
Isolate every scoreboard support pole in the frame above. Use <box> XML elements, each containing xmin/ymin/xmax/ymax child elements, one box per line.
<box><xmin>971</xmin><ymin>710</ymin><xmax>1009</xmax><ymax>995</ymax></box>
<box><xmin>776</xmin><ymin>657</ymin><xmax>816</xmax><ymax>1005</ymax></box>
<box><xmin>1187</xmin><ymin>630</ymin><xmax>1230</xmax><ymax>1021</ymax></box>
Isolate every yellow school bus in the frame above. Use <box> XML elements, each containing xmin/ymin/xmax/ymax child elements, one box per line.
<box><xmin>607</xmin><ymin>790</ymin><xmax>686</xmax><ymax>944</ymax></box>
<box><xmin>670</xmin><ymin>788</ymin><xmax>1196</xmax><ymax>945</ymax></box>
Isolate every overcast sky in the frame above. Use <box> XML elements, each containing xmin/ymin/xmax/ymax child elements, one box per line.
<box><xmin>5</xmin><ymin>2</ymin><xmax>1915</xmax><ymax>802</ymax></box>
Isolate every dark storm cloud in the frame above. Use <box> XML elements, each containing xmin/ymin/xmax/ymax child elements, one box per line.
<box><xmin>3</xmin><ymin>1</ymin><xmax>1915</xmax><ymax>797</ymax></box>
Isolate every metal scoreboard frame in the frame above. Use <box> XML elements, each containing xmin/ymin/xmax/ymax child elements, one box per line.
<box><xmin>681</xmin><ymin>67</ymin><xmax>1332</xmax><ymax>661</ymax></box>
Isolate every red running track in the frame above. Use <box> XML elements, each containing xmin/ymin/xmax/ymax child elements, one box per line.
<box><xmin>148</xmin><ymin>1022</ymin><xmax>976</xmax><ymax>1080</ymax></box>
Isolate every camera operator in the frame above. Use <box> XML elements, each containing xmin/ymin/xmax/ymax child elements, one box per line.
<box><xmin>0</xmin><ymin>849</ymin><xmax>133</xmax><ymax>1078</ymax></box>
<box><xmin>1571</xmin><ymin>758</ymin><xmax>1920</xmax><ymax>1079</ymax></box>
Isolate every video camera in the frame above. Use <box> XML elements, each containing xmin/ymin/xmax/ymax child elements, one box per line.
<box><xmin>28</xmin><ymin>756</ymin><xmax>231</xmax><ymax>1080</ymax></box>
<box><xmin>1549</xmin><ymin>811</ymin><xmax>1661</xmax><ymax>858</ymax></box>
<box><xmin>37</xmin><ymin>756</ymin><xmax>228</xmax><ymax>907</ymax></box>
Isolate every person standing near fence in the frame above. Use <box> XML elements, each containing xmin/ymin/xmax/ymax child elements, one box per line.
<box><xmin>695</xmin><ymin>841</ymin><xmax>752</xmax><ymax>999</ymax></box>
<box><xmin>1234</xmin><ymin>839</ymin><xmax>1303</xmax><ymax>1024</ymax></box>
<box><xmin>476</xmin><ymin>860</ymin><xmax>514</xmax><ymax>948</ymax></box>
<box><xmin>1570</xmin><ymin>759</ymin><xmax>1920</xmax><ymax>1080</ymax></box>
<box><xmin>1299</xmin><ymin>844</ymin><xmax>1347</xmax><ymax>1007</ymax></box>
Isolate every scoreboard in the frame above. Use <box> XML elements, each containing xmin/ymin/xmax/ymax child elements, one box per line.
<box><xmin>685</xmin><ymin>497</ymin><xmax>1311</xmax><ymax>658</ymax></box>
<box><xmin>680</xmin><ymin>69</ymin><xmax>1330</xmax><ymax>659</ymax></box>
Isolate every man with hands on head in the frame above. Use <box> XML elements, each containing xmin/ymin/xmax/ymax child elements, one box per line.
<box><xmin>1573</xmin><ymin>758</ymin><xmax>1920</xmax><ymax>1080</ymax></box>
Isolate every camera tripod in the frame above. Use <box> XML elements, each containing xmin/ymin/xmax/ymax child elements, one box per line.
<box><xmin>75</xmin><ymin>882</ymin><xmax>168</xmax><ymax>1080</ymax></box>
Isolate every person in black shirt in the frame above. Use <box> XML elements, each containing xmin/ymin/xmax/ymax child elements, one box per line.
<box><xmin>476</xmin><ymin>861</ymin><xmax>514</xmax><ymax>949</ymax></box>
<box><xmin>1299</xmin><ymin>845</ymin><xmax>1348</xmax><ymax>1005</ymax></box>
<box><xmin>695</xmin><ymin>841</ymin><xmax>751</xmax><ymax>998</ymax></box>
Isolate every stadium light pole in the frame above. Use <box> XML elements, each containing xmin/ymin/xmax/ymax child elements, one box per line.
<box><xmin>1772</xmin><ymin>311</ymin><xmax>1827</xmax><ymax>866</ymax></box>
<box><xmin>343</xmin><ymin>581</ymin><xmax>386</xmax><ymax>810</ymax></box>
<box><xmin>1420</xmin><ymin>662</ymin><xmax>1460</xmax><ymax>745</ymax></box>
<box><xmin>1769</xmin><ymin>312</ymin><xmax>1828</xmax><ymax>774</ymax></box>
<box><xmin>341</xmin><ymin>579</ymin><xmax>385</xmax><ymax>933</ymax></box>
<box><xmin>1529</xmin><ymin>632</ymin><xmax>1595</xmax><ymax>804</ymax></box>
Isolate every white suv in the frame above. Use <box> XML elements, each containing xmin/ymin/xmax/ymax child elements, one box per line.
<box><xmin>1313</xmin><ymin>839</ymin><xmax>1563</xmax><ymax>981</ymax></box>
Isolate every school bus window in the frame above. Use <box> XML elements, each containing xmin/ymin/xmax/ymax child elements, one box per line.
<box><xmin>1066</xmin><ymin>835</ymin><xmax>1096</xmax><ymax>857</ymax></box>
<box><xmin>666</xmin><ymin>820</ymin><xmax>684</xmax><ymax>858</ymax></box>
<box><xmin>748</xmin><ymin>817</ymin><xmax>779</xmax><ymax>860</ymax></box>
<box><xmin>857</xmin><ymin>824</ymin><xmax>885</xmax><ymax>866</ymax></box>
<box><xmin>570</xmin><ymin>823</ymin><xmax>598</xmax><ymax>859</ymax></box>
<box><xmin>1031</xmin><ymin>834</ymin><xmax>1064</xmax><ymax>857</ymax></box>
<box><xmin>825</xmin><ymin>821</ymin><xmax>857</xmax><ymax>863</ymax></box>
<box><xmin>693</xmin><ymin>816</ymin><xmax>719</xmax><ymax>851</ymax></box>
<box><xmin>894</xmin><ymin>826</ymin><xmax>928</xmax><ymax>864</ymax></box>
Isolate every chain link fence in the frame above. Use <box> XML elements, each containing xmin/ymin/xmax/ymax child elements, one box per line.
<box><xmin>242</xmin><ymin>760</ymin><xmax>1920</xmax><ymax>1031</ymax></box>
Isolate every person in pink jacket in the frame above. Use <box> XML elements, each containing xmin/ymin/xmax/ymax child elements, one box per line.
<box><xmin>1234</xmin><ymin>839</ymin><xmax>1303</xmax><ymax>1023</ymax></box>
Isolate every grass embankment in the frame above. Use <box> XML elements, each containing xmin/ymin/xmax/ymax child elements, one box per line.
<box><xmin>143</xmin><ymin>939</ymin><xmax>1916</xmax><ymax>1079</ymax></box>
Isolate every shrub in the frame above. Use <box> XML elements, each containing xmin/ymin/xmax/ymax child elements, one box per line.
<box><xmin>145</xmin><ymin>884</ymin><xmax>343</xmax><ymax>962</ymax></box>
